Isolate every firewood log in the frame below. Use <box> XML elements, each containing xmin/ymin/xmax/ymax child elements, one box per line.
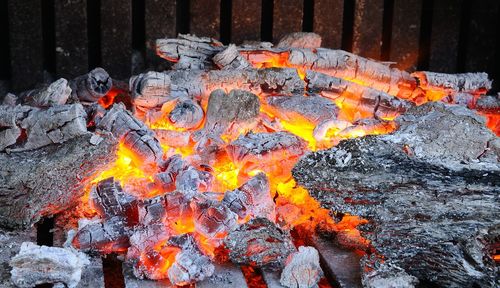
<box><xmin>293</xmin><ymin>102</ymin><xmax>500</xmax><ymax>287</ymax></box>
<box><xmin>213</xmin><ymin>44</ymin><xmax>251</xmax><ymax>70</ymax></box>
<box><xmin>0</xmin><ymin>132</ymin><xmax>118</xmax><ymax>229</ymax></box>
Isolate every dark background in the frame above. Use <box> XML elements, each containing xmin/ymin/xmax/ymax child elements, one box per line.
<box><xmin>1</xmin><ymin>0</ymin><xmax>499</xmax><ymax>93</ymax></box>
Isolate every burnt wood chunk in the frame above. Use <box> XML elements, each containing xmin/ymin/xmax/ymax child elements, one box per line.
<box><xmin>17</xmin><ymin>78</ymin><xmax>71</xmax><ymax>107</ymax></box>
<box><xmin>69</xmin><ymin>68</ymin><xmax>112</xmax><ymax>103</ymax></box>
<box><xmin>129</xmin><ymin>71</ymin><xmax>171</xmax><ymax>108</ymax></box>
<box><xmin>145</xmin><ymin>0</ymin><xmax>177</xmax><ymax>69</ymax></box>
<box><xmin>280</xmin><ymin>246</ymin><xmax>323</xmax><ymax>288</ymax></box>
<box><xmin>213</xmin><ymin>45</ymin><xmax>251</xmax><ymax>70</ymax></box>
<box><xmin>0</xmin><ymin>133</ymin><xmax>117</xmax><ymax>229</ymax></box>
<box><xmin>55</xmin><ymin>0</ymin><xmax>89</xmax><ymax>78</ymax></box>
<box><xmin>313</xmin><ymin>0</ymin><xmax>344</xmax><ymax>48</ymax></box>
<box><xmin>222</xmin><ymin>173</ymin><xmax>275</xmax><ymax>221</ymax></box>
<box><xmin>293</xmin><ymin>103</ymin><xmax>500</xmax><ymax>287</ymax></box>
<box><xmin>390</xmin><ymin>0</ymin><xmax>422</xmax><ymax>71</ymax></box>
<box><xmin>412</xmin><ymin>71</ymin><xmax>492</xmax><ymax>96</ymax></box>
<box><xmin>276</xmin><ymin>32</ymin><xmax>322</xmax><ymax>49</ymax></box>
<box><xmin>352</xmin><ymin>0</ymin><xmax>384</xmax><ymax>60</ymax></box>
<box><xmin>190</xmin><ymin>195</ymin><xmax>238</xmax><ymax>240</ymax></box>
<box><xmin>91</xmin><ymin>177</ymin><xmax>139</xmax><ymax>225</ymax></box>
<box><xmin>8</xmin><ymin>0</ymin><xmax>44</xmax><ymax>91</ymax></box>
<box><xmin>196</xmin><ymin>262</ymin><xmax>248</xmax><ymax>288</ymax></box>
<box><xmin>101</xmin><ymin>0</ymin><xmax>132</xmax><ymax>79</ymax></box>
<box><xmin>428</xmin><ymin>0</ymin><xmax>463</xmax><ymax>72</ymax></box>
<box><xmin>226</xmin><ymin>132</ymin><xmax>307</xmax><ymax>173</ymax></box>
<box><xmin>0</xmin><ymin>104</ymin><xmax>87</xmax><ymax>152</ymax></box>
<box><xmin>224</xmin><ymin>218</ymin><xmax>295</xmax><ymax>269</ymax></box>
<box><xmin>273</xmin><ymin>0</ymin><xmax>304</xmax><ymax>42</ymax></box>
<box><xmin>310</xmin><ymin>237</ymin><xmax>362</xmax><ymax>288</ymax></box>
<box><xmin>97</xmin><ymin>103</ymin><xmax>163</xmax><ymax>166</ymax></box>
<box><xmin>231</xmin><ymin>0</ymin><xmax>261</xmax><ymax>44</ymax></box>
<box><xmin>190</xmin><ymin>0</ymin><xmax>221</xmax><ymax>40</ymax></box>
<box><xmin>156</xmin><ymin>34</ymin><xmax>223</xmax><ymax>65</ymax></box>
<box><xmin>193</xmin><ymin>89</ymin><xmax>260</xmax><ymax>148</ymax></box>
<box><xmin>169</xmin><ymin>99</ymin><xmax>204</xmax><ymax>130</ymax></box>
<box><xmin>72</xmin><ymin>217</ymin><xmax>130</xmax><ymax>254</ymax></box>
<box><xmin>167</xmin><ymin>234</ymin><xmax>215</xmax><ymax>285</ymax></box>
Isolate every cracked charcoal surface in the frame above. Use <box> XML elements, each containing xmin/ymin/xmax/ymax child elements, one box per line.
<box><xmin>293</xmin><ymin>102</ymin><xmax>500</xmax><ymax>287</ymax></box>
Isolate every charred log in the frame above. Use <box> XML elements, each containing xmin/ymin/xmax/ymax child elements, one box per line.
<box><xmin>279</xmin><ymin>246</ymin><xmax>323</xmax><ymax>288</ymax></box>
<box><xmin>72</xmin><ymin>217</ymin><xmax>130</xmax><ymax>254</ymax></box>
<box><xmin>412</xmin><ymin>71</ymin><xmax>492</xmax><ymax>96</ymax></box>
<box><xmin>293</xmin><ymin>103</ymin><xmax>500</xmax><ymax>287</ymax></box>
<box><xmin>0</xmin><ymin>133</ymin><xmax>117</xmax><ymax>229</ymax></box>
<box><xmin>129</xmin><ymin>71</ymin><xmax>171</xmax><ymax>108</ymax></box>
<box><xmin>276</xmin><ymin>32</ymin><xmax>322</xmax><ymax>49</ymax></box>
<box><xmin>213</xmin><ymin>44</ymin><xmax>251</xmax><ymax>70</ymax></box>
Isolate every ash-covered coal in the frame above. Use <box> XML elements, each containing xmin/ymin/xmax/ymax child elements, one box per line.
<box><xmin>293</xmin><ymin>102</ymin><xmax>500</xmax><ymax>287</ymax></box>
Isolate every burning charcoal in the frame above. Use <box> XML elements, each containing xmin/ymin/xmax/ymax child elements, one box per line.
<box><xmin>69</xmin><ymin>67</ymin><xmax>112</xmax><ymax>103</ymax></box>
<box><xmin>193</xmin><ymin>89</ymin><xmax>260</xmax><ymax>149</ymax></box>
<box><xmin>132</xmin><ymin>241</ymin><xmax>181</xmax><ymax>280</ymax></box>
<box><xmin>168</xmin><ymin>99</ymin><xmax>204</xmax><ymax>130</ymax></box>
<box><xmin>224</xmin><ymin>217</ymin><xmax>295</xmax><ymax>269</ymax></box>
<box><xmin>18</xmin><ymin>78</ymin><xmax>71</xmax><ymax>107</ymax></box>
<box><xmin>336</xmin><ymin>118</ymin><xmax>397</xmax><ymax>139</ymax></box>
<box><xmin>96</xmin><ymin>103</ymin><xmax>163</xmax><ymax>166</ymax></box>
<box><xmin>137</xmin><ymin>195</ymin><xmax>167</xmax><ymax>225</ymax></box>
<box><xmin>276</xmin><ymin>32</ymin><xmax>322</xmax><ymax>49</ymax></box>
<box><xmin>0</xmin><ymin>104</ymin><xmax>87</xmax><ymax>152</ymax></box>
<box><xmin>164</xmin><ymin>191</ymin><xmax>194</xmax><ymax>230</ymax></box>
<box><xmin>10</xmin><ymin>242</ymin><xmax>89</xmax><ymax>288</ymax></box>
<box><xmin>213</xmin><ymin>44</ymin><xmax>251</xmax><ymax>70</ymax></box>
<box><xmin>72</xmin><ymin>217</ymin><xmax>130</xmax><ymax>254</ymax></box>
<box><xmin>412</xmin><ymin>71</ymin><xmax>492</xmax><ymax>96</ymax></box>
<box><xmin>190</xmin><ymin>195</ymin><xmax>238</xmax><ymax>240</ymax></box>
<box><xmin>226</xmin><ymin>131</ymin><xmax>307</xmax><ymax>173</ymax></box>
<box><xmin>222</xmin><ymin>173</ymin><xmax>275</xmax><ymax>221</ymax></box>
<box><xmin>127</xmin><ymin>223</ymin><xmax>172</xmax><ymax>260</ymax></box>
<box><xmin>129</xmin><ymin>71</ymin><xmax>171</xmax><ymax>108</ymax></box>
<box><xmin>175</xmin><ymin>167</ymin><xmax>213</xmax><ymax>199</ymax></box>
<box><xmin>166</xmin><ymin>234</ymin><xmax>215</xmax><ymax>285</ymax></box>
<box><xmin>91</xmin><ymin>177</ymin><xmax>138</xmax><ymax>225</ymax></box>
<box><xmin>266</xmin><ymin>95</ymin><xmax>352</xmax><ymax>141</ymax></box>
<box><xmin>279</xmin><ymin>246</ymin><xmax>323</xmax><ymax>288</ymax></box>
<box><xmin>154</xmin><ymin>154</ymin><xmax>190</xmax><ymax>191</ymax></box>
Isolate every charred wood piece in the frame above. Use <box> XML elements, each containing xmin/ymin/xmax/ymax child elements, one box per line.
<box><xmin>224</xmin><ymin>217</ymin><xmax>295</xmax><ymax>269</ymax></box>
<box><xmin>156</xmin><ymin>34</ymin><xmax>223</xmax><ymax>65</ymax></box>
<box><xmin>226</xmin><ymin>131</ymin><xmax>307</xmax><ymax>172</ymax></box>
<box><xmin>97</xmin><ymin>103</ymin><xmax>163</xmax><ymax>166</ymax></box>
<box><xmin>168</xmin><ymin>99</ymin><xmax>204</xmax><ymax>130</ymax></box>
<box><xmin>10</xmin><ymin>242</ymin><xmax>90</xmax><ymax>288</ymax></box>
<box><xmin>153</xmin><ymin>129</ymin><xmax>191</xmax><ymax>148</ymax></box>
<box><xmin>412</xmin><ymin>71</ymin><xmax>492</xmax><ymax>96</ymax></box>
<box><xmin>280</xmin><ymin>246</ymin><xmax>323</xmax><ymax>288</ymax></box>
<box><xmin>276</xmin><ymin>32</ymin><xmax>322</xmax><ymax>49</ymax></box>
<box><xmin>91</xmin><ymin>177</ymin><xmax>139</xmax><ymax>225</ymax></box>
<box><xmin>306</xmin><ymin>71</ymin><xmax>413</xmax><ymax>121</ymax></box>
<box><xmin>69</xmin><ymin>68</ymin><xmax>112</xmax><ymax>103</ymax></box>
<box><xmin>0</xmin><ymin>104</ymin><xmax>87</xmax><ymax>152</ymax></box>
<box><xmin>0</xmin><ymin>133</ymin><xmax>117</xmax><ymax>229</ymax></box>
<box><xmin>166</xmin><ymin>234</ymin><xmax>215</xmax><ymax>285</ymax></box>
<box><xmin>17</xmin><ymin>78</ymin><xmax>71</xmax><ymax>107</ymax></box>
<box><xmin>193</xmin><ymin>89</ymin><xmax>260</xmax><ymax>149</ymax></box>
<box><xmin>72</xmin><ymin>217</ymin><xmax>130</xmax><ymax>254</ymax></box>
<box><xmin>129</xmin><ymin>71</ymin><xmax>171</xmax><ymax>108</ymax></box>
<box><xmin>222</xmin><ymin>173</ymin><xmax>275</xmax><ymax>221</ymax></box>
<box><xmin>213</xmin><ymin>44</ymin><xmax>251</xmax><ymax>70</ymax></box>
<box><xmin>175</xmin><ymin>166</ymin><xmax>213</xmax><ymax>199</ymax></box>
<box><xmin>293</xmin><ymin>103</ymin><xmax>500</xmax><ymax>287</ymax></box>
<box><xmin>127</xmin><ymin>223</ymin><xmax>172</xmax><ymax>261</ymax></box>
<box><xmin>190</xmin><ymin>195</ymin><xmax>238</xmax><ymax>241</ymax></box>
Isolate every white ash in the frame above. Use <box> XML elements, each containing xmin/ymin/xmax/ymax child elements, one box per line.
<box><xmin>10</xmin><ymin>242</ymin><xmax>89</xmax><ymax>288</ymax></box>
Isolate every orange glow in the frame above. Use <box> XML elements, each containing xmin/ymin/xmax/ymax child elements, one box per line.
<box><xmin>98</xmin><ymin>88</ymin><xmax>119</xmax><ymax>108</ymax></box>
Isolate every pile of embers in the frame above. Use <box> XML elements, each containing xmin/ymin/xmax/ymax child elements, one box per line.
<box><xmin>0</xmin><ymin>32</ymin><xmax>499</xmax><ymax>287</ymax></box>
